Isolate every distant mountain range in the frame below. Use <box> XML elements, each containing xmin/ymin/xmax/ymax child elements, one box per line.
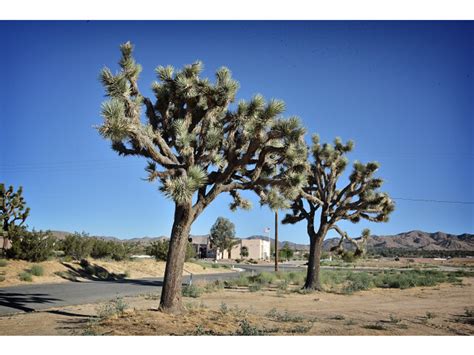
<box><xmin>50</xmin><ymin>230</ymin><xmax>474</xmax><ymax>251</ymax></box>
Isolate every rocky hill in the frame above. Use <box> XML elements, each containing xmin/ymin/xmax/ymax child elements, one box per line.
<box><xmin>322</xmin><ymin>230</ymin><xmax>474</xmax><ymax>252</ymax></box>
<box><xmin>49</xmin><ymin>230</ymin><xmax>473</xmax><ymax>251</ymax></box>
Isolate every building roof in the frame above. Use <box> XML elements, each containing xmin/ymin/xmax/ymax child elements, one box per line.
<box><xmin>190</xmin><ymin>236</ymin><xmax>209</xmax><ymax>245</ymax></box>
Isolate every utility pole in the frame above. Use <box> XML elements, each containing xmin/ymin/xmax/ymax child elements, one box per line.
<box><xmin>274</xmin><ymin>210</ymin><xmax>279</xmax><ymax>272</ymax></box>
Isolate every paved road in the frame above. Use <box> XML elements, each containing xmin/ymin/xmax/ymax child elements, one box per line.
<box><xmin>0</xmin><ymin>272</ymin><xmax>242</xmax><ymax>316</ymax></box>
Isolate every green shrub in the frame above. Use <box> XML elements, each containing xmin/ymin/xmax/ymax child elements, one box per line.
<box><xmin>237</xmin><ymin>319</ymin><xmax>261</xmax><ymax>335</ymax></box>
<box><xmin>341</xmin><ymin>251</ymin><xmax>356</xmax><ymax>263</ymax></box>
<box><xmin>61</xmin><ymin>232</ymin><xmax>93</xmax><ymax>260</ymax></box>
<box><xmin>0</xmin><ymin>259</ymin><xmax>7</xmax><ymax>267</ymax></box>
<box><xmin>253</xmin><ymin>271</ymin><xmax>276</xmax><ymax>285</ymax></box>
<box><xmin>7</xmin><ymin>230</ymin><xmax>56</xmax><ymax>262</ymax></box>
<box><xmin>343</xmin><ymin>272</ymin><xmax>373</xmax><ymax>293</ymax></box>
<box><xmin>203</xmin><ymin>280</ymin><xmax>224</xmax><ymax>293</ymax></box>
<box><xmin>96</xmin><ymin>297</ymin><xmax>128</xmax><ymax>319</ymax></box>
<box><xmin>146</xmin><ymin>239</ymin><xmax>169</xmax><ymax>261</ymax></box>
<box><xmin>225</xmin><ymin>274</ymin><xmax>251</xmax><ymax>287</ymax></box>
<box><xmin>0</xmin><ymin>275</ymin><xmax>5</xmax><ymax>282</ymax></box>
<box><xmin>19</xmin><ymin>271</ymin><xmax>33</xmax><ymax>282</ymax></box>
<box><xmin>145</xmin><ymin>239</ymin><xmax>194</xmax><ymax>261</ymax></box>
<box><xmin>30</xmin><ymin>265</ymin><xmax>44</xmax><ymax>276</ymax></box>
<box><xmin>219</xmin><ymin>302</ymin><xmax>229</xmax><ymax>315</ymax></box>
<box><xmin>266</xmin><ymin>309</ymin><xmax>304</xmax><ymax>322</ymax></box>
<box><xmin>363</xmin><ymin>323</ymin><xmax>387</xmax><ymax>331</ymax></box>
<box><xmin>248</xmin><ymin>284</ymin><xmax>262</xmax><ymax>292</ymax></box>
<box><xmin>389</xmin><ymin>314</ymin><xmax>401</xmax><ymax>323</ymax></box>
<box><xmin>182</xmin><ymin>284</ymin><xmax>203</xmax><ymax>298</ymax></box>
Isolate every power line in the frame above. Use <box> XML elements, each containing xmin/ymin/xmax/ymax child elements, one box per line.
<box><xmin>392</xmin><ymin>197</ymin><xmax>474</xmax><ymax>205</ymax></box>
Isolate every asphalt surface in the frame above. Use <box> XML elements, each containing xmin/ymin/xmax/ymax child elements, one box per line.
<box><xmin>0</xmin><ymin>272</ymin><xmax>243</xmax><ymax>316</ymax></box>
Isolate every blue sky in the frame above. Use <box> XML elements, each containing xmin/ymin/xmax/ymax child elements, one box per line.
<box><xmin>1</xmin><ymin>21</ymin><xmax>472</xmax><ymax>242</ymax></box>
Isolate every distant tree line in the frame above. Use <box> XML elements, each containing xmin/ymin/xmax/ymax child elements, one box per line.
<box><xmin>145</xmin><ymin>239</ymin><xmax>195</xmax><ymax>262</ymax></box>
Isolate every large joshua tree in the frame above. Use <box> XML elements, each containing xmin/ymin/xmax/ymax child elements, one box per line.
<box><xmin>282</xmin><ymin>135</ymin><xmax>395</xmax><ymax>290</ymax></box>
<box><xmin>0</xmin><ymin>183</ymin><xmax>30</xmax><ymax>251</ymax></box>
<box><xmin>97</xmin><ymin>42</ymin><xmax>307</xmax><ymax>312</ymax></box>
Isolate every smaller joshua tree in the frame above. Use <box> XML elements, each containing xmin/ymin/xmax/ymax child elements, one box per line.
<box><xmin>330</xmin><ymin>227</ymin><xmax>370</xmax><ymax>258</ymax></box>
<box><xmin>282</xmin><ymin>135</ymin><xmax>395</xmax><ymax>290</ymax></box>
<box><xmin>0</xmin><ymin>184</ymin><xmax>30</xmax><ymax>251</ymax></box>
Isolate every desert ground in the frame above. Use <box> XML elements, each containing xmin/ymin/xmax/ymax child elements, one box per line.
<box><xmin>0</xmin><ymin>273</ymin><xmax>472</xmax><ymax>335</ymax></box>
<box><xmin>0</xmin><ymin>258</ymin><xmax>233</xmax><ymax>287</ymax></box>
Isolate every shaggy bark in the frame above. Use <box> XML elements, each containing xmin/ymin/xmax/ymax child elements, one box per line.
<box><xmin>159</xmin><ymin>203</ymin><xmax>194</xmax><ymax>313</ymax></box>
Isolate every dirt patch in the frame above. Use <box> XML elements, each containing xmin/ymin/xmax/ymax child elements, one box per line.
<box><xmin>1</xmin><ymin>277</ymin><xmax>472</xmax><ymax>335</ymax></box>
<box><xmin>0</xmin><ymin>259</ymin><xmax>234</xmax><ymax>287</ymax></box>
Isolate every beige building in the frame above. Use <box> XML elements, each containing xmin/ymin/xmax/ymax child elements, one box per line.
<box><xmin>219</xmin><ymin>239</ymin><xmax>271</xmax><ymax>260</ymax></box>
<box><xmin>189</xmin><ymin>236</ymin><xmax>270</xmax><ymax>260</ymax></box>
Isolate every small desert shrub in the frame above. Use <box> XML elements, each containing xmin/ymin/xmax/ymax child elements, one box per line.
<box><xmin>341</xmin><ymin>251</ymin><xmax>356</xmax><ymax>263</ymax></box>
<box><xmin>278</xmin><ymin>279</ymin><xmax>289</xmax><ymax>291</ymax></box>
<box><xmin>266</xmin><ymin>308</ymin><xmax>304</xmax><ymax>322</ymax></box>
<box><xmin>425</xmin><ymin>311</ymin><xmax>436</xmax><ymax>319</ymax></box>
<box><xmin>287</xmin><ymin>324</ymin><xmax>313</xmax><ymax>334</ymax></box>
<box><xmin>225</xmin><ymin>274</ymin><xmax>251</xmax><ymax>288</ymax></box>
<box><xmin>253</xmin><ymin>272</ymin><xmax>276</xmax><ymax>285</ymax></box>
<box><xmin>343</xmin><ymin>272</ymin><xmax>372</xmax><ymax>293</ymax></box>
<box><xmin>237</xmin><ymin>319</ymin><xmax>261</xmax><ymax>335</ymax></box>
<box><xmin>182</xmin><ymin>284</ymin><xmax>203</xmax><ymax>298</ymax></box>
<box><xmin>465</xmin><ymin>308</ymin><xmax>474</xmax><ymax>317</ymax></box>
<box><xmin>363</xmin><ymin>323</ymin><xmax>387</xmax><ymax>331</ymax></box>
<box><xmin>286</xmin><ymin>271</ymin><xmax>306</xmax><ymax>285</ymax></box>
<box><xmin>0</xmin><ymin>275</ymin><xmax>5</xmax><ymax>282</ymax></box>
<box><xmin>96</xmin><ymin>297</ymin><xmax>128</xmax><ymax>319</ymax></box>
<box><xmin>389</xmin><ymin>314</ymin><xmax>401</xmax><ymax>324</ymax></box>
<box><xmin>30</xmin><ymin>265</ymin><xmax>44</xmax><ymax>276</ymax></box>
<box><xmin>204</xmin><ymin>280</ymin><xmax>224</xmax><ymax>293</ymax></box>
<box><xmin>373</xmin><ymin>270</ymin><xmax>446</xmax><ymax>289</ymax></box>
<box><xmin>219</xmin><ymin>302</ymin><xmax>229</xmax><ymax>315</ymax></box>
<box><xmin>248</xmin><ymin>284</ymin><xmax>262</xmax><ymax>292</ymax></box>
<box><xmin>0</xmin><ymin>259</ymin><xmax>7</xmax><ymax>267</ymax></box>
<box><xmin>18</xmin><ymin>271</ymin><xmax>33</xmax><ymax>282</ymax></box>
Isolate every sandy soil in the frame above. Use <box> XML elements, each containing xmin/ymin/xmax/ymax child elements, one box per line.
<box><xmin>0</xmin><ymin>259</ymin><xmax>233</xmax><ymax>287</ymax></box>
<box><xmin>1</xmin><ymin>277</ymin><xmax>472</xmax><ymax>335</ymax></box>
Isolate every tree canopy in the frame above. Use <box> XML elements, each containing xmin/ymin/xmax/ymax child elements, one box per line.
<box><xmin>98</xmin><ymin>42</ymin><xmax>308</xmax><ymax>214</ymax></box>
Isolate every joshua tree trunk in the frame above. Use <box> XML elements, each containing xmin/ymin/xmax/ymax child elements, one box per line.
<box><xmin>159</xmin><ymin>203</ymin><xmax>194</xmax><ymax>313</ymax></box>
<box><xmin>304</xmin><ymin>225</ymin><xmax>327</xmax><ymax>291</ymax></box>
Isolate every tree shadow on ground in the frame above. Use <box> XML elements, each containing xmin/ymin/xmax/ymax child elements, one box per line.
<box><xmin>0</xmin><ymin>291</ymin><xmax>61</xmax><ymax>313</ymax></box>
<box><xmin>56</xmin><ymin>261</ymin><xmax>128</xmax><ymax>282</ymax></box>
